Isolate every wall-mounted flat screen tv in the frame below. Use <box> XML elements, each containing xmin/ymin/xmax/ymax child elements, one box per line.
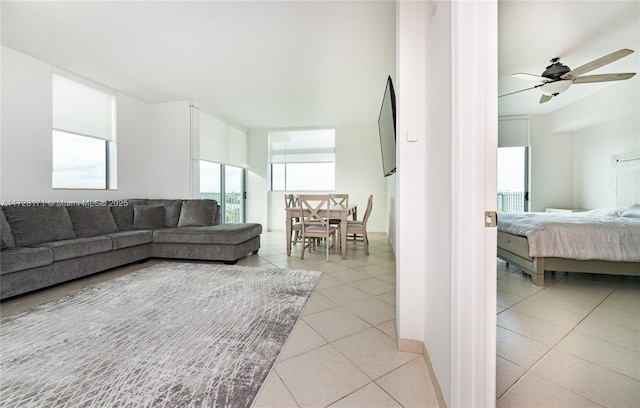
<box><xmin>378</xmin><ymin>75</ymin><xmax>396</xmax><ymax>177</ymax></box>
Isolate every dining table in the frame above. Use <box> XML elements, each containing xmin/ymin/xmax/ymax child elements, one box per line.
<box><xmin>285</xmin><ymin>202</ymin><xmax>358</xmax><ymax>259</ymax></box>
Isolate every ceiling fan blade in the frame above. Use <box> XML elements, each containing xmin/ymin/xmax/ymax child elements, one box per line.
<box><xmin>499</xmin><ymin>86</ymin><xmax>538</xmax><ymax>98</ymax></box>
<box><xmin>561</xmin><ymin>48</ymin><xmax>634</xmax><ymax>80</ymax></box>
<box><xmin>539</xmin><ymin>94</ymin><xmax>553</xmax><ymax>104</ymax></box>
<box><xmin>572</xmin><ymin>72</ymin><xmax>636</xmax><ymax>84</ymax></box>
<box><xmin>512</xmin><ymin>73</ymin><xmax>549</xmax><ymax>83</ymax></box>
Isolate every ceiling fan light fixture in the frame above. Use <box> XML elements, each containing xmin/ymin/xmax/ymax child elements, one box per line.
<box><xmin>539</xmin><ymin>80</ymin><xmax>572</xmax><ymax>96</ymax></box>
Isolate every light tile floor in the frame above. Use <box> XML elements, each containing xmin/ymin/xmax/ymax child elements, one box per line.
<box><xmin>3</xmin><ymin>231</ymin><xmax>638</xmax><ymax>407</ymax></box>
<box><xmin>251</xmin><ymin>231</ymin><xmax>440</xmax><ymax>408</ymax></box>
<box><xmin>496</xmin><ymin>260</ymin><xmax>640</xmax><ymax>408</ymax></box>
<box><xmin>0</xmin><ymin>231</ymin><xmax>440</xmax><ymax>408</ymax></box>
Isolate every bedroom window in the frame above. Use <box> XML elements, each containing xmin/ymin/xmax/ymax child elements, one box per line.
<box><xmin>497</xmin><ymin>146</ymin><xmax>529</xmax><ymax>212</ymax></box>
<box><xmin>52</xmin><ymin>74</ymin><xmax>116</xmax><ymax>189</ymax></box>
<box><xmin>268</xmin><ymin>129</ymin><xmax>335</xmax><ymax>191</ymax></box>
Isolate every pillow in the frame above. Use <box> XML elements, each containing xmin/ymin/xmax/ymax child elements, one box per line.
<box><xmin>178</xmin><ymin>200</ymin><xmax>216</xmax><ymax>227</ymax></box>
<box><xmin>2</xmin><ymin>205</ymin><xmax>76</xmax><ymax>247</ymax></box>
<box><xmin>110</xmin><ymin>199</ymin><xmax>148</xmax><ymax>230</ymax></box>
<box><xmin>620</xmin><ymin>203</ymin><xmax>640</xmax><ymax>219</ymax></box>
<box><xmin>67</xmin><ymin>205</ymin><xmax>119</xmax><ymax>238</ymax></box>
<box><xmin>1</xmin><ymin>209</ymin><xmax>16</xmax><ymax>249</ymax></box>
<box><xmin>133</xmin><ymin>205</ymin><xmax>165</xmax><ymax>229</ymax></box>
<box><xmin>147</xmin><ymin>199</ymin><xmax>182</xmax><ymax>227</ymax></box>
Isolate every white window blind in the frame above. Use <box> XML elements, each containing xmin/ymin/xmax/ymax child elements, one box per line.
<box><xmin>191</xmin><ymin>107</ymin><xmax>247</xmax><ymax>167</ymax></box>
<box><xmin>268</xmin><ymin>129</ymin><xmax>335</xmax><ymax>164</ymax></box>
<box><xmin>52</xmin><ymin>74</ymin><xmax>115</xmax><ymax>141</ymax></box>
<box><xmin>498</xmin><ymin>117</ymin><xmax>529</xmax><ymax>147</ymax></box>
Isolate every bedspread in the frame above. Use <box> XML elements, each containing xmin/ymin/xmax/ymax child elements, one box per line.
<box><xmin>497</xmin><ymin>208</ymin><xmax>640</xmax><ymax>262</ymax></box>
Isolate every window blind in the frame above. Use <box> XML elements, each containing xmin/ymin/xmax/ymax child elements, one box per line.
<box><xmin>191</xmin><ymin>107</ymin><xmax>247</xmax><ymax>167</ymax></box>
<box><xmin>498</xmin><ymin>118</ymin><xmax>529</xmax><ymax>147</ymax></box>
<box><xmin>52</xmin><ymin>74</ymin><xmax>115</xmax><ymax>141</ymax></box>
<box><xmin>268</xmin><ymin>129</ymin><xmax>335</xmax><ymax>163</ymax></box>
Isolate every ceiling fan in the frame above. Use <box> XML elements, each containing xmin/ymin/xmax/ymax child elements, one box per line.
<box><xmin>500</xmin><ymin>48</ymin><xmax>637</xmax><ymax>104</ymax></box>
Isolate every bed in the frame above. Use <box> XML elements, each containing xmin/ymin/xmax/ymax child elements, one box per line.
<box><xmin>497</xmin><ymin>205</ymin><xmax>640</xmax><ymax>286</ymax></box>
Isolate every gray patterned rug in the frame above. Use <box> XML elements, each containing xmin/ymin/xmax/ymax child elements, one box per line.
<box><xmin>0</xmin><ymin>262</ymin><xmax>321</xmax><ymax>407</ymax></box>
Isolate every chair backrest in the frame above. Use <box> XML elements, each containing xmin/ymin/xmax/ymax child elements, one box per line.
<box><xmin>298</xmin><ymin>194</ymin><xmax>331</xmax><ymax>229</ymax></box>
<box><xmin>362</xmin><ymin>195</ymin><xmax>373</xmax><ymax>225</ymax></box>
<box><xmin>330</xmin><ymin>194</ymin><xmax>349</xmax><ymax>207</ymax></box>
<box><xmin>284</xmin><ymin>194</ymin><xmax>298</xmax><ymax>209</ymax></box>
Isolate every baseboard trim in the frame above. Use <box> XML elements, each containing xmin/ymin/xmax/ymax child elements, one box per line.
<box><xmin>397</xmin><ymin>338</ymin><xmax>423</xmax><ymax>354</ymax></box>
<box><xmin>422</xmin><ymin>342</ymin><xmax>448</xmax><ymax>408</ymax></box>
<box><xmin>397</xmin><ymin>337</ymin><xmax>447</xmax><ymax>408</ymax></box>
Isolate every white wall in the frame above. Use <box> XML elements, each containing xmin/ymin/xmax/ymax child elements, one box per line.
<box><xmin>1</xmin><ymin>46</ymin><xmax>152</xmax><ymax>202</ymax></box>
<box><xmin>573</xmin><ymin>116</ymin><xmax>639</xmax><ymax>209</ymax></box>
<box><xmin>529</xmin><ymin>115</ymin><xmax>574</xmax><ymax>211</ymax></box>
<box><xmin>147</xmin><ymin>101</ymin><xmax>192</xmax><ymax>199</ymax></box>
<box><xmin>386</xmin><ymin>174</ymin><xmax>396</xmax><ymax>250</ymax></box>
<box><xmin>247</xmin><ymin>129</ymin><xmax>269</xmax><ymax>226</ymax></box>
<box><xmin>423</xmin><ymin>0</ymin><xmax>452</xmax><ymax>400</ymax></box>
<box><xmin>395</xmin><ymin>0</ymin><xmax>427</xmax><ymax>355</ymax></box>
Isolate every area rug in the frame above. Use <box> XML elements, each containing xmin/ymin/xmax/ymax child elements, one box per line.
<box><xmin>0</xmin><ymin>262</ymin><xmax>321</xmax><ymax>407</ymax></box>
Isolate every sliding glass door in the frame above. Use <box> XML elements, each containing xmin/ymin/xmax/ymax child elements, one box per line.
<box><xmin>224</xmin><ymin>165</ymin><xmax>244</xmax><ymax>223</ymax></box>
<box><xmin>200</xmin><ymin>161</ymin><xmax>245</xmax><ymax>223</ymax></box>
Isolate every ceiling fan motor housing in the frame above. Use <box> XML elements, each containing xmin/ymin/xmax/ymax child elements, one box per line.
<box><xmin>542</xmin><ymin>61</ymin><xmax>571</xmax><ymax>80</ymax></box>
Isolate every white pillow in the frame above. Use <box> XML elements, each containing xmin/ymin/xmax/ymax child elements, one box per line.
<box><xmin>620</xmin><ymin>203</ymin><xmax>640</xmax><ymax>218</ymax></box>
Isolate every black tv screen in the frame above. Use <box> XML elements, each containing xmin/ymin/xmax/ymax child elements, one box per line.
<box><xmin>378</xmin><ymin>76</ymin><xmax>397</xmax><ymax>177</ymax></box>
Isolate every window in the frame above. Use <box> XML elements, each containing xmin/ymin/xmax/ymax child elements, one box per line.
<box><xmin>269</xmin><ymin>129</ymin><xmax>335</xmax><ymax>191</ymax></box>
<box><xmin>52</xmin><ymin>74</ymin><xmax>116</xmax><ymax>189</ymax></box>
<box><xmin>497</xmin><ymin>146</ymin><xmax>529</xmax><ymax>212</ymax></box>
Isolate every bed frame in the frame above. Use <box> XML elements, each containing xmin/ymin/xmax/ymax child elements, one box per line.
<box><xmin>497</xmin><ymin>231</ymin><xmax>640</xmax><ymax>286</ymax></box>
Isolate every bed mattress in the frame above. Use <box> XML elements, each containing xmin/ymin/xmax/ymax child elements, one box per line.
<box><xmin>497</xmin><ymin>207</ymin><xmax>640</xmax><ymax>262</ymax></box>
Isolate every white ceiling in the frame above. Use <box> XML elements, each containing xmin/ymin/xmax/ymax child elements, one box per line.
<box><xmin>1</xmin><ymin>0</ymin><xmax>396</xmax><ymax>129</ymax></box>
<box><xmin>2</xmin><ymin>1</ymin><xmax>638</xmax><ymax>127</ymax></box>
<box><xmin>498</xmin><ymin>0</ymin><xmax>639</xmax><ymax>117</ymax></box>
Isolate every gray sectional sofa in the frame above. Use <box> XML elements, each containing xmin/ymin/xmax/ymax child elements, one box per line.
<box><xmin>0</xmin><ymin>199</ymin><xmax>262</xmax><ymax>300</ymax></box>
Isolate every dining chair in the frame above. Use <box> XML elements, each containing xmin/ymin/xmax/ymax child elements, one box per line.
<box><xmin>284</xmin><ymin>194</ymin><xmax>302</xmax><ymax>248</ymax></box>
<box><xmin>328</xmin><ymin>194</ymin><xmax>349</xmax><ymax>225</ymax></box>
<box><xmin>329</xmin><ymin>194</ymin><xmax>349</xmax><ymax>207</ymax></box>
<box><xmin>298</xmin><ymin>194</ymin><xmax>340</xmax><ymax>261</ymax></box>
<box><xmin>345</xmin><ymin>194</ymin><xmax>373</xmax><ymax>255</ymax></box>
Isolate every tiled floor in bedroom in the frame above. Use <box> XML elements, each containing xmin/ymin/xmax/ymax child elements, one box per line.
<box><xmin>2</xmin><ymin>231</ymin><xmax>638</xmax><ymax>407</ymax></box>
<box><xmin>496</xmin><ymin>260</ymin><xmax>640</xmax><ymax>408</ymax></box>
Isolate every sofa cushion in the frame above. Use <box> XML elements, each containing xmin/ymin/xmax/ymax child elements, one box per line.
<box><xmin>67</xmin><ymin>205</ymin><xmax>119</xmax><ymax>238</ymax></box>
<box><xmin>133</xmin><ymin>205</ymin><xmax>165</xmax><ymax>229</ymax></box>
<box><xmin>0</xmin><ymin>247</ymin><xmax>54</xmax><ymax>275</ymax></box>
<box><xmin>178</xmin><ymin>200</ymin><xmax>216</xmax><ymax>227</ymax></box>
<box><xmin>34</xmin><ymin>236</ymin><xmax>112</xmax><ymax>262</ymax></box>
<box><xmin>147</xmin><ymin>199</ymin><xmax>182</xmax><ymax>227</ymax></box>
<box><xmin>2</xmin><ymin>206</ymin><xmax>76</xmax><ymax>247</ymax></box>
<box><xmin>106</xmin><ymin>230</ymin><xmax>153</xmax><ymax>250</ymax></box>
<box><xmin>153</xmin><ymin>223</ymin><xmax>262</xmax><ymax>245</ymax></box>
<box><xmin>110</xmin><ymin>199</ymin><xmax>148</xmax><ymax>230</ymax></box>
<box><xmin>1</xmin><ymin>209</ymin><xmax>16</xmax><ymax>249</ymax></box>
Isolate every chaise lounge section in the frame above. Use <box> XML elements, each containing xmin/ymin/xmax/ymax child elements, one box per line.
<box><xmin>0</xmin><ymin>199</ymin><xmax>262</xmax><ymax>300</ymax></box>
